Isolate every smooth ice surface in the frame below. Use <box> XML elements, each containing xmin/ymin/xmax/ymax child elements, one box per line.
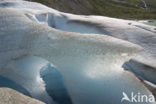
<box><xmin>0</xmin><ymin>0</ymin><xmax>156</xmax><ymax>104</ymax></box>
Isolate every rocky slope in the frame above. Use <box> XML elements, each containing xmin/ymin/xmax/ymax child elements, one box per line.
<box><xmin>28</xmin><ymin>0</ymin><xmax>93</xmax><ymax>14</ymax></box>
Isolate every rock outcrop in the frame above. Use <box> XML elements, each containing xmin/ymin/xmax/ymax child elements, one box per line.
<box><xmin>0</xmin><ymin>88</ymin><xmax>45</xmax><ymax>104</ymax></box>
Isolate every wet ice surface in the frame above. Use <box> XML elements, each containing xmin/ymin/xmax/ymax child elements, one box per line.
<box><xmin>0</xmin><ymin>0</ymin><xmax>156</xmax><ymax>104</ymax></box>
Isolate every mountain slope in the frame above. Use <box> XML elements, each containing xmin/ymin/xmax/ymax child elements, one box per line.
<box><xmin>28</xmin><ymin>0</ymin><xmax>94</xmax><ymax>14</ymax></box>
<box><xmin>28</xmin><ymin>0</ymin><xmax>156</xmax><ymax>19</ymax></box>
<box><xmin>88</xmin><ymin>0</ymin><xmax>156</xmax><ymax>19</ymax></box>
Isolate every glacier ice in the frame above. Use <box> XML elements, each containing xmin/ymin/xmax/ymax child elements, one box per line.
<box><xmin>0</xmin><ymin>0</ymin><xmax>156</xmax><ymax>104</ymax></box>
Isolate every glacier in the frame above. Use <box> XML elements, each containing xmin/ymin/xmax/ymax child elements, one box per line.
<box><xmin>0</xmin><ymin>0</ymin><xmax>156</xmax><ymax>104</ymax></box>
